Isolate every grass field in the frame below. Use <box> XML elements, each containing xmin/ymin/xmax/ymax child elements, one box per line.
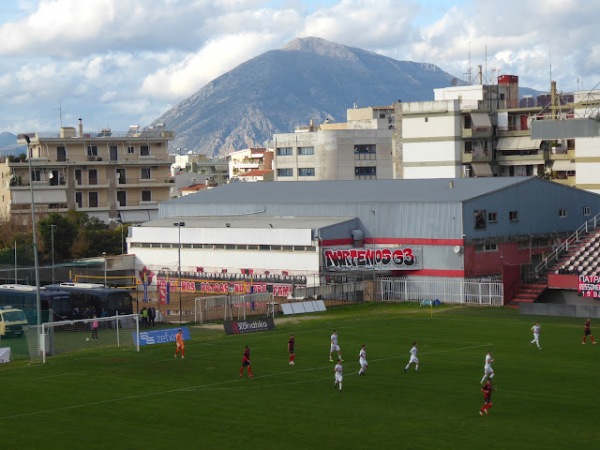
<box><xmin>1</xmin><ymin>302</ymin><xmax>599</xmax><ymax>450</ymax></box>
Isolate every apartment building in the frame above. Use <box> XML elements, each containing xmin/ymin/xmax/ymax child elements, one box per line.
<box><xmin>2</xmin><ymin>120</ymin><xmax>174</xmax><ymax>224</ymax></box>
<box><xmin>272</xmin><ymin>107</ymin><xmax>394</xmax><ymax>181</ymax></box>
<box><xmin>228</xmin><ymin>148</ymin><xmax>273</xmax><ymax>181</ymax></box>
<box><xmin>395</xmin><ymin>73</ymin><xmax>514</xmax><ymax>179</ymax></box>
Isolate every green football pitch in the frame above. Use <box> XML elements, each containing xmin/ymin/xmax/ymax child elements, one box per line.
<box><xmin>1</xmin><ymin>302</ymin><xmax>599</xmax><ymax>450</ymax></box>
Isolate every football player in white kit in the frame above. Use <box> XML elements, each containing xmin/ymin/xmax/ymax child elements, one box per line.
<box><xmin>358</xmin><ymin>344</ymin><xmax>368</xmax><ymax>375</ymax></box>
<box><xmin>530</xmin><ymin>322</ymin><xmax>542</xmax><ymax>349</ymax></box>
<box><xmin>404</xmin><ymin>342</ymin><xmax>419</xmax><ymax>373</ymax></box>
<box><xmin>480</xmin><ymin>350</ymin><xmax>494</xmax><ymax>384</ymax></box>
<box><xmin>329</xmin><ymin>329</ymin><xmax>343</xmax><ymax>362</ymax></box>
<box><xmin>334</xmin><ymin>358</ymin><xmax>343</xmax><ymax>391</ymax></box>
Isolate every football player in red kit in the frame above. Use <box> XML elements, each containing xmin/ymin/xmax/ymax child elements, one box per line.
<box><xmin>240</xmin><ymin>345</ymin><xmax>254</xmax><ymax>377</ymax></box>
<box><xmin>288</xmin><ymin>335</ymin><xmax>296</xmax><ymax>365</ymax></box>
<box><xmin>582</xmin><ymin>318</ymin><xmax>597</xmax><ymax>344</ymax></box>
<box><xmin>479</xmin><ymin>380</ymin><xmax>496</xmax><ymax>416</ymax></box>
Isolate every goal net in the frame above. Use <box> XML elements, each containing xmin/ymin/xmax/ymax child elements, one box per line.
<box><xmin>24</xmin><ymin>314</ymin><xmax>139</xmax><ymax>363</ymax></box>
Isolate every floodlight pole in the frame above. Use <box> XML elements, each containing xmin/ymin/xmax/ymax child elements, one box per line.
<box><xmin>102</xmin><ymin>252</ymin><xmax>107</xmax><ymax>286</ymax></box>
<box><xmin>50</xmin><ymin>224</ymin><xmax>56</xmax><ymax>283</ymax></box>
<box><xmin>174</xmin><ymin>221</ymin><xmax>185</xmax><ymax>323</ymax></box>
<box><xmin>109</xmin><ymin>218</ymin><xmax>124</xmax><ymax>254</ymax></box>
<box><xmin>24</xmin><ymin>135</ymin><xmax>42</xmax><ymax>328</ymax></box>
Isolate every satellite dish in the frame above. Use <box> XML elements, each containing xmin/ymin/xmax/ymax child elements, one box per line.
<box><xmin>453</xmin><ymin>245</ymin><xmax>462</xmax><ymax>254</ymax></box>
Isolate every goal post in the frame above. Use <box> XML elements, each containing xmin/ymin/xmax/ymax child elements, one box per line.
<box><xmin>38</xmin><ymin>313</ymin><xmax>139</xmax><ymax>363</ymax></box>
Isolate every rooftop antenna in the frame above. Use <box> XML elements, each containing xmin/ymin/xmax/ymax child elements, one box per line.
<box><xmin>549</xmin><ymin>44</ymin><xmax>552</xmax><ymax>91</ymax></box>
<box><xmin>485</xmin><ymin>43</ymin><xmax>488</xmax><ymax>85</ymax></box>
<box><xmin>464</xmin><ymin>41</ymin><xmax>473</xmax><ymax>85</ymax></box>
<box><xmin>53</xmin><ymin>100</ymin><xmax>63</xmax><ymax>128</ymax></box>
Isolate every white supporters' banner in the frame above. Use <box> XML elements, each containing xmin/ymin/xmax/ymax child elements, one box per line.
<box><xmin>323</xmin><ymin>247</ymin><xmax>423</xmax><ymax>271</ymax></box>
<box><xmin>578</xmin><ymin>275</ymin><xmax>600</xmax><ymax>298</ymax></box>
<box><xmin>0</xmin><ymin>347</ymin><xmax>11</xmax><ymax>363</ymax></box>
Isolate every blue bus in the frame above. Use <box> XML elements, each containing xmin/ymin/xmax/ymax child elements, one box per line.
<box><xmin>43</xmin><ymin>283</ymin><xmax>134</xmax><ymax>319</ymax></box>
<box><xmin>0</xmin><ymin>284</ymin><xmax>71</xmax><ymax>324</ymax></box>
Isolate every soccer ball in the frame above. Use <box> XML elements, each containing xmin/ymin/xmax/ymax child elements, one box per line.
<box><xmin>86</xmin><ymin>338</ymin><xmax>90</xmax><ymax>342</ymax></box>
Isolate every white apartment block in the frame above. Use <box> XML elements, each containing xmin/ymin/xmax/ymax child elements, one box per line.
<box><xmin>227</xmin><ymin>148</ymin><xmax>273</xmax><ymax>181</ymax></box>
<box><xmin>272</xmin><ymin>107</ymin><xmax>394</xmax><ymax>181</ymax></box>
<box><xmin>3</xmin><ymin>121</ymin><xmax>174</xmax><ymax>224</ymax></box>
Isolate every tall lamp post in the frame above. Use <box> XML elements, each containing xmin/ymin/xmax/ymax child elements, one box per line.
<box><xmin>50</xmin><ymin>224</ymin><xmax>56</xmax><ymax>283</ymax></box>
<box><xmin>173</xmin><ymin>221</ymin><xmax>185</xmax><ymax>323</ymax></box>
<box><xmin>109</xmin><ymin>218</ymin><xmax>124</xmax><ymax>254</ymax></box>
<box><xmin>22</xmin><ymin>135</ymin><xmax>42</xmax><ymax>328</ymax></box>
<box><xmin>102</xmin><ymin>252</ymin><xmax>107</xmax><ymax>286</ymax></box>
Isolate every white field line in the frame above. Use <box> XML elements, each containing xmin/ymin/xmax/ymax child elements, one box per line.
<box><xmin>0</xmin><ymin>343</ymin><xmax>491</xmax><ymax>421</ymax></box>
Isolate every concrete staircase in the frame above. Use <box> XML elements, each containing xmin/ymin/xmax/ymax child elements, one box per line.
<box><xmin>509</xmin><ymin>282</ymin><xmax>547</xmax><ymax>307</ymax></box>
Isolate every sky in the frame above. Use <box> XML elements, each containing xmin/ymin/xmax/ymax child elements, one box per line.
<box><xmin>1</xmin><ymin>0</ymin><xmax>599</xmax><ymax>136</ymax></box>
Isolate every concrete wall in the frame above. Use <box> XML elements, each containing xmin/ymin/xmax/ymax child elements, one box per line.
<box><xmin>520</xmin><ymin>288</ymin><xmax>600</xmax><ymax>318</ymax></box>
<box><xmin>520</xmin><ymin>302</ymin><xmax>600</xmax><ymax>319</ymax></box>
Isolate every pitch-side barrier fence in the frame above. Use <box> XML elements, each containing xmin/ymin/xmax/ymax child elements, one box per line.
<box><xmin>377</xmin><ymin>276</ymin><xmax>503</xmax><ymax>306</ymax></box>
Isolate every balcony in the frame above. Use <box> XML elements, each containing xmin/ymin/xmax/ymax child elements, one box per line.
<box><xmin>496</xmin><ymin>151</ymin><xmax>546</xmax><ymax>164</ymax></box>
<box><xmin>462</xmin><ymin>151</ymin><xmax>492</xmax><ymax>164</ymax></box>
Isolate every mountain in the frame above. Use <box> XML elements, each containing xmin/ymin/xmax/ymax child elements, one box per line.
<box><xmin>153</xmin><ymin>37</ymin><xmax>465</xmax><ymax>157</ymax></box>
<box><xmin>0</xmin><ymin>132</ymin><xmax>26</xmax><ymax>156</ymax></box>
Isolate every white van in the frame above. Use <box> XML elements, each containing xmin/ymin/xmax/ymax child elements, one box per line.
<box><xmin>0</xmin><ymin>306</ymin><xmax>28</xmax><ymax>337</ymax></box>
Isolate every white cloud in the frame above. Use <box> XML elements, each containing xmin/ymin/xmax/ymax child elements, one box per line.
<box><xmin>1</xmin><ymin>0</ymin><xmax>600</xmax><ymax>134</ymax></box>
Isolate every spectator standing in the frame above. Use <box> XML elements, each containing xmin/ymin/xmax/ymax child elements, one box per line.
<box><xmin>148</xmin><ymin>306</ymin><xmax>156</xmax><ymax>327</ymax></box>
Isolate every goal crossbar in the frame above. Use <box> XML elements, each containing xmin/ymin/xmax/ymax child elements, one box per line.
<box><xmin>39</xmin><ymin>313</ymin><xmax>140</xmax><ymax>363</ymax></box>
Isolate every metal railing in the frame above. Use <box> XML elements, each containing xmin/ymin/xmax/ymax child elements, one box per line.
<box><xmin>534</xmin><ymin>212</ymin><xmax>600</xmax><ymax>277</ymax></box>
<box><xmin>377</xmin><ymin>276</ymin><xmax>503</xmax><ymax>306</ymax></box>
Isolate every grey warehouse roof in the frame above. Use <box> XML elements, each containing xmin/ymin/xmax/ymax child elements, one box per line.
<box><xmin>142</xmin><ymin>216</ymin><xmax>356</xmax><ymax>229</ymax></box>
<box><xmin>166</xmin><ymin>177</ymin><xmax>537</xmax><ymax>205</ymax></box>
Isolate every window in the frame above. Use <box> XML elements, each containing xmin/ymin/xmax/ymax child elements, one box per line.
<box><xmin>424</xmin><ymin>117</ymin><xmax>429</xmax><ymax>123</ymax></box>
<box><xmin>31</xmin><ymin>169</ymin><xmax>42</xmax><ymax>182</ymax></box>
<box><xmin>297</xmin><ymin>146</ymin><xmax>314</xmax><ymax>156</ymax></box>
<box><xmin>276</xmin><ymin>147</ymin><xmax>293</xmax><ymax>156</ymax></box>
<box><xmin>298</xmin><ymin>168</ymin><xmax>315</xmax><ymax>176</ymax></box>
<box><xmin>354</xmin><ymin>144</ymin><xmax>376</xmax><ymax>154</ymax></box>
<box><xmin>109</xmin><ymin>145</ymin><xmax>118</xmax><ymax>161</ymax></box>
<box><xmin>117</xmin><ymin>191</ymin><xmax>126</xmax><ymax>207</ymax></box>
<box><xmin>75</xmin><ymin>170</ymin><xmax>82</xmax><ymax>185</ymax></box>
<box><xmin>141</xmin><ymin>168</ymin><xmax>151</xmax><ymax>180</ymax></box>
<box><xmin>141</xmin><ymin>190</ymin><xmax>152</xmax><ymax>202</ymax></box>
<box><xmin>87</xmin><ymin>145</ymin><xmax>98</xmax><ymax>156</ymax></box>
<box><xmin>355</xmin><ymin>166</ymin><xmax>376</xmax><ymax>176</ymax></box>
<box><xmin>57</xmin><ymin>146</ymin><xmax>66</xmax><ymax>162</ymax></box>
<box><xmin>487</xmin><ymin>212</ymin><xmax>497</xmax><ymax>223</ymax></box>
<box><xmin>116</xmin><ymin>168</ymin><xmax>126</xmax><ymax>184</ymax></box>
<box><xmin>475</xmin><ymin>243</ymin><xmax>498</xmax><ymax>252</ymax></box>
<box><xmin>464</xmin><ymin>141</ymin><xmax>473</xmax><ymax>154</ymax></box>
<box><xmin>277</xmin><ymin>168</ymin><xmax>293</xmax><ymax>177</ymax></box>
<box><xmin>75</xmin><ymin>192</ymin><xmax>82</xmax><ymax>208</ymax></box>
<box><xmin>88</xmin><ymin>192</ymin><xmax>98</xmax><ymax>208</ymax></box>
<box><xmin>584</xmin><ymin>206</ymin><xmax>591</xmax><ymax>216</ymax></box>
<box><xmin>509</xmin><ymin>211</ymin><xmax>519</xmax><ymax>222</ymax></box>
<box><xmin>88</xmin><ymin>169</ymin><xmax>98</xmax><ymax>185</ymax></box>
<box><xmin>140</xmin><ymin>145</ymin><xmax>150</xmax><ymax>156</ymax></box>
<box><xmin>127</xmin><ymin>146</ymin><xmax>134</xmax><ymax>154</ymax></box>
<box><xmin>464</xmin><ymin>115</ymin><xmax>472</xmax><ymax>129</ymax></box>
<box><xmin>474</xmin><ymin>210</ymin><xmax>486</xmax><ymax>229</ymax></box>
<box><xmin>559</xmin><ymin>208</ymin><xmax>567</xmax><ymax>218</ymax></box>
